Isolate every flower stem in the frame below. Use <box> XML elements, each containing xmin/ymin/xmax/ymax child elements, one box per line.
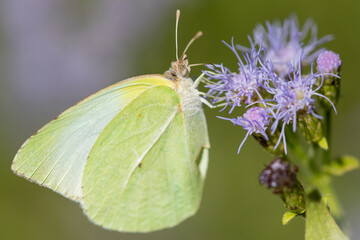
<box><xmin>323</xmin><ymin>110</ymin><xmax>332</xmax><ymax>164</ymax></box>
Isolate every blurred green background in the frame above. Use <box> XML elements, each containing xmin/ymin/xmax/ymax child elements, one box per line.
<box><xmin>1</xmin><ymin>0</ymin><xmax>359</xmax><ymax>239</ymax></box>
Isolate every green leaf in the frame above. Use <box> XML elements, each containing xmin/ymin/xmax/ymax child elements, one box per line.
<box><xmin>324</xmin><ymin>155</ymin><xmax>359</xmax><ymax>176</ymax></box>
<box><xmin>305</xmin><ymin>189</ymin><xmax>349</xmax><ymax>240</ymax></box>
<box><xmin>318</xmin><ymin>137</ymin><xmax>328</xmax><ymax>150</ymax></box>
<box><xmin>317</xmin><ymin>184</ymin><xmax>343</xmax><ymax>219</ymax></box>
<box><xmin>282</xmin><ymin>211</ymin><xmax>297</xmax><ymax>225</ymax></box>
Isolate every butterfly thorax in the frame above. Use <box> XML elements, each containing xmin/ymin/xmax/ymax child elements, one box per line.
<box><xmin>164</xmin><ymin>54</ymin><xmax>202</xmax><ymax>113</ymax></box>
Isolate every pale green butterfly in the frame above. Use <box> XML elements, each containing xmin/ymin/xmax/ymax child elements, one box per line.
<box><xmin>12</xmin><ymin>10</ymin><xmax>210</xmax><ymax>233</ymax></box>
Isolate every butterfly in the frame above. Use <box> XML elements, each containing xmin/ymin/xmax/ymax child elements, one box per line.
<box><xmin>12</xmin><ymin>10</ymin><xmax>210</xmax><ymax>233</ymax></box>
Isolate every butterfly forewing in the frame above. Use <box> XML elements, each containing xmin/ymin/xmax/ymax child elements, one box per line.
<box><xmin>12</xmin><ymin>75</ymin><xmax>173</xmax><ymax>201</ymax></box>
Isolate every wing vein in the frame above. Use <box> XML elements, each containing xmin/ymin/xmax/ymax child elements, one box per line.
<box><xmin>162</xmin><ymin>116</ymin><xmax>180</xmax><ymax>224</ymax></box>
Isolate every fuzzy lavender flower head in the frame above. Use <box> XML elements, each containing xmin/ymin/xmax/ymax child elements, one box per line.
<box><xmin>262</xmin><ymin>52</ymin><xmax>338</xmax><ymax>153</ymax></box>
<box><xmin>205</xmin><ymin>39</ymin><xmax>264</xmax><ymax>112</ymax></box>
<box><xmin>271</xmin><ymin>53</ymin><xmax>337</xmax><ymax>120</ymax></box>
<box><xmin>259</xmin><ymin>158</ymin><xmax>298</xmax><ymax>194</ymax></box>
<box><xmin>238</xmin><ymin>107</ymin><xmax>270</xmax><ymax>134</ymax></box>
<box><xmin>222</xmin><ymin>107</ymin><xmax>270</xmax><ymax>152</ymax></box>
<box><xmin>271</xmin><ymin>66</ymin><xmax>316</xmax><ymax>124</ymax></box>
<box><xmin>316</xmin><ymin>50</ymin><xmax>342</xmax><ymax>73</ymax></box>
<box><xmin>250</xmin><ymin>16</ymin><xmax>333</xmax><ymax>78</ymax></box>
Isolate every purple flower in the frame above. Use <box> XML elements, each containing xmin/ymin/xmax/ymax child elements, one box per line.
<box><xmin>220</xmin><ymin>107</ymin><xmax>270</xmax><ymax>153</ymax></box>
<box><xmin>264</xmin><ymin>51</ymin><xmax>338</xmax><ymax>153</ymax></box>
<box><xmin>249</xmin><ymin>16</ymin><xmax>333</xmax><ymax>78</ymax></box>
<box><xmin>204</xmin><ymin>39</ymin><xmax>265</xmax><ymax>113</ymax></box>
<box><xmin>316</xmin><ymin>50</ymin><xmax>342</xmax><ymax>73</ymax></box>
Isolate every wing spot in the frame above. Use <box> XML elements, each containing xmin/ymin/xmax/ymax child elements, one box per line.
<box><xmin>177</xmin><ymin>104</ymin><xmax>182</xmax><ymax>112</ymax></box>
<box><xmin>138</xmin><ymin>113</ymin><xmax>142</xmax><ymax>118</ymax></box>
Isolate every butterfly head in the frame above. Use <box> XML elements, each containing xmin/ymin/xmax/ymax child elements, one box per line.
<box><xmin>164</xmin><ymin>54</ymin><xmax>190</xmax><ymax>80</ymax></box>
<box><xmin>164</xmin><ymin>10</ymin><xmax>202</xmax><ymax>81</ymax></box>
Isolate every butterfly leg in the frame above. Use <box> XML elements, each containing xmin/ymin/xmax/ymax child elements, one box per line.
<box><xmin>193</xmin><ymin>72</ymin><xmax>206</xmax><ymax>88</ymax></box>
<box><xmin>200</xmin><ymin>98</ymin><xmax>227</xmax><ymax>109</ymax></box>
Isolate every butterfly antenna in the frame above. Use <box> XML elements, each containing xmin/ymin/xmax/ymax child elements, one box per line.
<box><xmin>188</xmin><ymin>63</ymin><xmax>211</xmax><ymax>68</ymax></box>
<box><xmin>182</xmin><ymin>31</ymin><xmax>203</xmax><ymax>57</ymax></box>
<box><xmin>175</xmin><ymin>10</ymin><xmax>180</xmax><ymax>61</ymax></box>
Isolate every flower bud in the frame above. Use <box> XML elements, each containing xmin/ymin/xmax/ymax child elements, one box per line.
<box><xmin>316</xmin><ymin>50</ymin><xmax>342</xmax><ymax>107</ymax></box>
<box><xmin>317</xmin><ymin>50</ymin><xmax>341</xmax><ymax>74</ymax></box>
<box><xmin>298</xmin><ymin>114</ymin><xmax>323</xmax><ymax>143</ymax></box>
<box><xmin>260</xmin><ymin>158</ymin><xmax>305</xmax><ymax>214</ymax></box>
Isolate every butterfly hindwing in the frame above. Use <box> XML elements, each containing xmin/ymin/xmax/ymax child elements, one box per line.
<box><xmin>182</xmin><ymin>106</ymin><xmax>210</xmax><ymax>180</ymax></box>
<box><xmin>11</xmin><ymin>75</ymin><xmax>173</xmax><ymax>201</ymax></box>
<box><xmin>82</xmin><ymin>85</ymin><xmax>209</xmax><ymax>232</ymax></box>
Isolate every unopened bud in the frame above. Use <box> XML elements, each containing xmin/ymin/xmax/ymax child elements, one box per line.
<box><xmin>317</xmin><ymin>50</ymin><xmax>341</xmax><ymax>74</ymax></box>
<box><xmin>298</xmin><ymin>114</ymin><xmax>323</xmax><ymax>143</ymax></box>
<box><xmin>316</xmin><ymin>50</ymin><xmax>342</xmax><ymax>107</ymax></box>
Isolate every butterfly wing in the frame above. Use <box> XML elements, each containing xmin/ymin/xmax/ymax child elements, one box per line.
<box><xmin>11</xmin><ymin>75</ymin><xmax>173</xmax><ymax>201</ymax></box>
<box><xmin>82</xmin><ymin>83</ymin><xmax>210</xmax><ymax>232</ymax></box>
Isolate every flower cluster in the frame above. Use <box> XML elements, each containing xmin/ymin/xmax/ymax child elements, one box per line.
<box><xmin>204</xmin><ymin>16</ymin><xmax>341</xmax><ymax>154</ymax></box>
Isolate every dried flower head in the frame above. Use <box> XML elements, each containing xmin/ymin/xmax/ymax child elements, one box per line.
<box><xmin>259</xmin><ymin>158</ymin><xmax>305</xmax><ymax>213</ymax></box>
<box><xmin>259</xmin><ymin>158</ymin><xmax>298</xmax><ymax>194</ymax></box>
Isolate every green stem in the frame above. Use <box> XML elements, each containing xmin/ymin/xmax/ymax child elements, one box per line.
<box><xmin>310</xmin><ymin>143</ymin><xmax>320</xmax><ymax>175</ymax></box>
<box><xmin>286</xmin><ymin>132</ymin><xmax>319</xmax><ymax>176</ymax></box>
<box><xmin>323</xmin><ymin>110</ymin><xmax>332</xmax><ymax>164</ymax></box>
